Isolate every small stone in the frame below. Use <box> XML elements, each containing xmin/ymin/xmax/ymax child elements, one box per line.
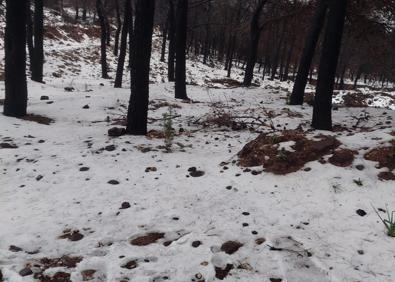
<box><xmin>122</xmin><ymin>260</ymin><xmax>138</xmax><ymax>269</ymax></box>
<box><xmin>190</xmin><ymin>170</ymin><xmax>205</xmax><ymax>177</ymax></box>
<box><xmin>192</xmin><ymin>241</ymin><xmax>202</xmax><ymax>248</ymax></box>
<box><xmin>108</xmin><ymin>127</ymin><xmax>126</xmax><ymax>137</ymax></box>
<box><xmin>255</xmin><ymin>238</ymin><xmax>266</xmax><ymax>245</ymax></box>
<box><xmin>36</xmin><ymin>175</ymin><xmax>43</xmax><ymax>181</ymax></box>
<box><xmin>357</xmin><ymin>250</ymin><xmax>364</xmax><ymax>255</ymax></box>
<box><xmin>188</xmin><ymin>167</ymin><xmax>197</xmax><ymax>172</ymax></box>
<box><xmin>70</xmin><ymin>231</ymin><xmax>84</xmax><ymax>241</ymax></box>
<box><xmin>82</xmin><ymin>105</ymin><xmax>90</xmax><ymax>109</ymax></box>
<box><xmin>108</xmin><ymin>180</ymin><xmax>120</xmax><ymax>185</ymax></box>
<box><xmin>355</xmin><ymin>165</ymin><xmax>365</xmax><ymax>171</ymax></box>
<box><xmin>9</xmin><ymin>245</ymin><xmax>23</xmax><ymax>252</ymax></box>
<box><xmin>105</xmin><ymin>145</ymin><xmax>116</xmax><ymax>151</ymax></box>
<box><xmin>120</xmin><ymin>202</ymin><xmax>131</xmax><ymax>209</ymax></box>
<box><xmin>64</xmin><ymin>87</ymin><xmax>75</xmax><ymax>92</ymax></box>
<box><xmin>19</xmin><ymin>267</ymin><xmax>33</xmax><ymax>277</ymax></box>
<box><xmin>220</xmin><ymin>241</ymin><xmax>243</xmax><ymax>255</ymax></box>
<box><xmin>79</xmin><ymin>167</ymin><xmax>90</xmax><ymax>172</ymax></box>
<box><xmin>40</xmin><ymin>95</ymin><xmax>49</xmax><ymax>100</ymax></box>
<box><xmin>242</xmin><ymin>212</ymin><xmax>250</xmax><ymax>216</ymax></box>
<box><xmin>356</xmin><ymin>209</ymin><xmax>367</xmax><ymax>217</ymax></box>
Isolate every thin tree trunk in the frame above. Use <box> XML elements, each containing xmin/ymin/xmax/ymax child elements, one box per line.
<box><xmin>31</xmin><ymin>0</ymin><xmax>44</xmax><ymax>82</ymax></box>
<box><xmin>160</xmin><ymin>11</ymin><xmax>169</xmax><ymax>63</ymax></box>
<box><xmin>4</xmin><ymin>0</ymin><xmax>28</xmax><ymax>117</ymax></box>
<box><xmin>290</xmin><ymin>0</ymin><xmax>328</xmax><ymax>105</ymax></box>
<box><xmin>243</xmin><ymin>0</ymin><xmax>267</xmax><ymax>87</ymax></box>
<box><xmin>167</xmin><ymin>0</ymin><xmax>176</xmax><ymax>82</ymax></box>
<box><xmin>97</xmin><ymin>0</ymin><xmax>109</xmax><ymax>78</ymax></box>
<box><xmin>175</xmin><ymin>0</ymin><xmax>189</xmax><ymax>100</ymax></box>
<box><xmin>312</xmin><ymin>0</ymin><xmax>347</xmax><ymax>130</ymax></box>
<box><xmin>114</xmin><ymin>0</ymin><xmax>131</xmax><ymax>88</ymax></box>
<box><xmin>126</xmin><ymin>0</ymin><xmax>155</xmax><ymax>135</ymax></box>
<box><xmin>113</xmin><ymin>0</ymin><xmax>122</xmax><ymax>56</ymax></box>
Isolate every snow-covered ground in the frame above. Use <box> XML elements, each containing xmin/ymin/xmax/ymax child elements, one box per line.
<box><xmin>0</xmin><ymin>9</ymin><xmax>395</xmax><ymax>282</ymax></box>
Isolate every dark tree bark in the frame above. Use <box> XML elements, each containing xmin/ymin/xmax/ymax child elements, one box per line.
<box><xmin>271</xmin><ymin>21</ymin><xmax>287</xmax><ymax>81</ymax></box>
<box><xmin>289</xmin><ymin>0</ymin><xmax>328</xmax><ymax>105</ymax></box>
<box><xmin>128</xmin><ymin>0</ymin><xmax>134</xmax><ymax>68</ymax></box>
<box><xmin>243</xmin><ymin>0</ymin><xmax>268</xmax><ymax>87</ymax></box>
<box><xmin>202</xmin><ymin>0</ymin><xmax>212</xmax><ymax>65</ymax></box>
<box><xmin>167</xmin><ymin>0</ymin><xmax>176</xmax><ymax>82</ymax></box>
<box><xmin>113</xmin><ymin>0</ymin><xmax>121</xmax><ymax>56</ymax></box>
<box><xmin>114</xmin><ymin>0</ymin><xmax>131</xmax><ymax>88</ymax></box>
<box><xmin>4</xmin><ymin>0</ymin><xmax>28</xmax><ymax>117</ymax></box>
<box><xmin>26</xmin><ymin>1</ymin><xmax>34</xmax><ymax>72</ymax></box>
<box><xmin>96</xmin><ymin>0</ymin><xmax>109</xmax><ymax>78</ymax></box>
<box><xmin>160</xmin><ymin>10</ymin><xmax>169</xmax><ymax>63</ymax></box>
<box><xmin>174</xmin><ymin>0</ymin><xmax>189</xmax><ymax>100</ymax></box>
<box><xmin>283</xmin><ymin>34</ymin><xmax>296</xmax><ymax>81</ymax></box>
<box><xmin>75</xmin><ymin>0</ymin><xmax>79</xmax><ymax>21</ymax></box>
<box><xmin>126</xmin><ymin>0</ymin><xmax>155</xmax><ymax>135</ymax></box>
<box><xmin>312</xmin><ymin>0</ymin><xmax>347</xmax><ymax>130</ymax></box>
<box><xmin>82</xmin><ymin>0</ymin><xmax>87</xmax><ymax>21</ymax></box>
<box><xmin>31</xmin><ymin>0</ymin><xmax>44</xmax><ymax>82</ymax></box>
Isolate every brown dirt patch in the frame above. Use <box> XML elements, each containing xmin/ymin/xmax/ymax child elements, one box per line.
<box><xmin>149</xmin><ymin>100</ymin><xmax>181</xmax><ymax>111</ymax></box>
<box><xmin>329</xmin><ymin>149</ymin><xmax>357</xmax><ymax>167</ymax></box>
<box><xmin>342</xmin><ymin>92</ymin><xmax>372</xmax><ymax>107</ymax></box>
<box><xmin>130</xmin><ymin>232</ymin><xmax>165</xmax><ymax>246</ymax></box>
<box><xmin>58</xmin><ymin>230</ymin><xmax>84</xmax><ymax>241</ymax></box>
<box><xmin>220</xmin><ymin>241</ymin><xmax>243</xmax><ymax>255</ymax></box>
<box><xmin>25</xmin><ymin>256</ymin><xmax>83</xmax><ymax>282</ymax></box>
<box><xmin>146</xmin><ymin>130</ymin><xmax>165</xmax><ymax>139</ymax></box>
<box><xmin>238</xmin><ymin>131</ymin><xmax>340</xmax><ymax>174</ymax></box>
<box><xmin>21</xmin><ymin>114</ymin><xmax>54</xmax><ymax>125</ymax></box>
<box><xmin>378</xmin><ymin>171</ymin><xmax>395</xmax><ymax>181</ymax></box>
<box><xmin>208</xmin><ymin>78</ymin><xmax>241</xmax><ymax>88</ymax></box>
<box><xmin>81</xmin><ymin>269</ymin><xmax>96</xmax><ymax>281</ymax></box>
<box><xmin>304</xmin><ymin>92</ymin><xmax>315</xmax><ymax>106</ymax></box>
<box><xmin>364</xmin><ymin>141</ymin><xmax>395</xmax><ymax>170</ymax></box>
<box><xmin>38</xmin><ymin>272</ymin><xmax>71</xmax><ymax>282</ymax></box>
<box><xmin>215</xmin><ymin>264</ymin><xmax>234</xmax><ymax>280</ymax></box>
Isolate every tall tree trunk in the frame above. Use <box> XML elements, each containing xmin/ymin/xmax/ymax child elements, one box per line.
<box><xmin>271</xmin><ymin>21</ymin><xmax>287</xmax><ymax>81</ymax></box>
<box><xmin>312</xmin><ymin>0</ymin><xmax>347</xmax><ymax>130</ymax></box>
<box><xmin>283</xmin><ymin>34</ymin><xmax>295</xmax><ymax>81</ymax></box>
<box><xmin>4</xmin><ymin>0</ymin><xmax>28</xmax><ymax>117</ymax></box>
<box><xmin>289</xmin><ymin>0</ymin><xmax>328</xmax><ymax>105</ymax></box>
<box><xmin>174</xmin><ymin>0</ymin><xmax>189</xmax><ymax>100</ymax></box>
<box><xmin>75</xmin><ymin>0</ymin><xmax>79</xmax><ymax>21</ymax></box>
<box><xmin>167</xmin><ymin>0</ymin><xmax>176</xmax><ymax>82</ymax></box>
<box><xmin>202</xmin><ymin>0</ymin><xmax>212</xmax><ymax>65</ymax></box>
<box><xmin>31</xmin><ymin>0</ymin><xmax>44</xmax><ymax>82</ymax></box>
<box><xmin>96</xmin><ymin>0</ymin><xmax>109</xmax><ymax>78</ymax></box>
<box><xmin>113</xmin><ymin>0</ymin><xmax>122</xmax><ymax>56</ymax></box>
<box><xmin>126</xmin><ymin>0</ymin><xmax>155</xmax><ymax>135</ymax></box>
<box><xmin>82</xmin><ymin>0</ymin><xmax>87</xmax><ymax>21</ymax></box>
<box><xmin>160</xmin><ymin>11</ymin><xmax>169</xmax><ymax>62</ymax></box>
<box><xmin>114</xmin><ymin>0</ymin><xmax>131</xmax><ymax>88</ymax></box>
<box><xmin>26</xmin><ymin>1</ymin><xmax>34</xmax><ymax>72</ymax></box>
<box><xmin>243</xmin><ymin>0</ymin><xmax>267</xmax><ymax>87</ymax></box>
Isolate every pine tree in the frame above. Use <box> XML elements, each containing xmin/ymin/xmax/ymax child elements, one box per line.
<box><xmin>4</xmin><ymin>0</ymin><xmax>28</xmax><ymax>117</ymax></box>
<box><xmin>126</xmin><ymin>0</ymin><xmax>155</xmax><ymax>135</ymax></box>
<box><xmin>312</xmin><ymin>0</ymin><xmax>347</xmax><ymax>130</ymax></box>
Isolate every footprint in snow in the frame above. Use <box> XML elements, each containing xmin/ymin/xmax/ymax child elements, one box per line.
<box><xmin>269</xmin><ymin>236</ymin><xmax>332</xmax><ymax>282</ymax></box>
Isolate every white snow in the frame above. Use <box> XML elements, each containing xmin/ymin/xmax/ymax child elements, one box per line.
<box><xmin>0</xmin><ymin>9</ymin><xmax>394</xmax><ymax>282</ymax></box>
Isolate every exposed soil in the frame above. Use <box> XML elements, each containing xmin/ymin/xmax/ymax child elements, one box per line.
<box><xmin>130</xmin><ymin>232</ymin><xmax>165</xmax><ymax>246</ymax></box>
<box><xmin>21</xmin><ymin>114</ymin><xmax>54</xmax><ymax>125</ymax></box>
<box><xmin>364</xmin><ymin>141</ymin><xmax>395</xmax><ymax>170</ymax></box>
<box><xmin>329</xmin><ymin>149</ymin><xmax>357</xmax><ymax>167</ymax></box>
<box><xmin>238</xmin><ymin>131</ymin><xmax>340</xmax><ymax>174</ymax></box>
